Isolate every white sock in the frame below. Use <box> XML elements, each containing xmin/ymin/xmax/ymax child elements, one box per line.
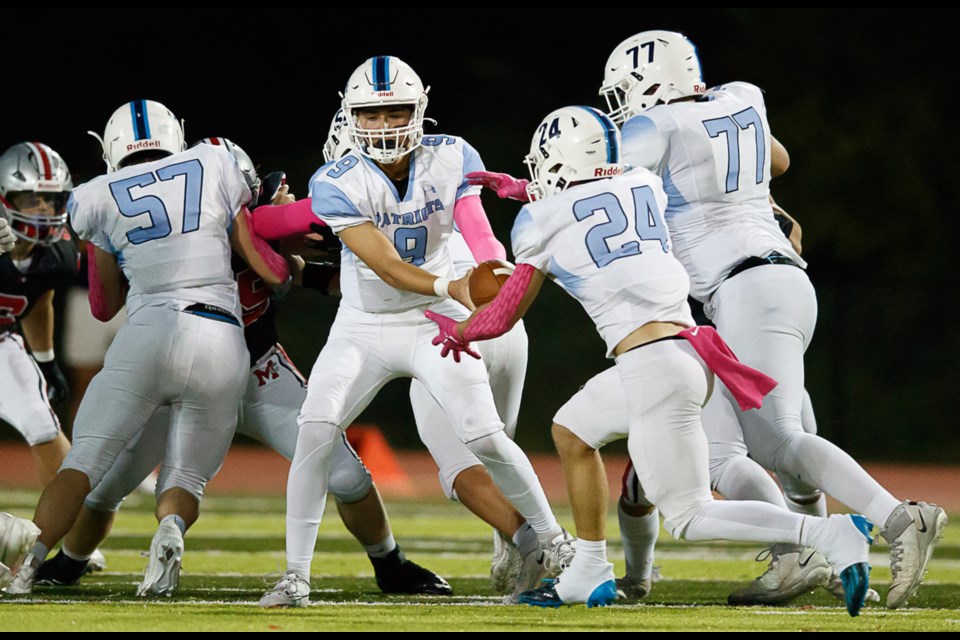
<box><xmin>618</xmin><ymin>502</ymin><xmax>659</xmax><ymax>582</ymax></box>
<box><xmin>365</xmin><ymin>534</ymin><xmax>397</xmax><ymax>559</ymax></box>
<box><xmin>61</xmin><ymin>545</ymin><xmax>92</xmax><ymax>562</ymax></box>
<box><xmin>573</xmin><ymin>538</ymin><xmax>608</xmax><ymax>568</ymax></box>
<box><xmin>467</xmin><ymin>431</ymin><xmax>561</xmax><ymax>543</ymax></box>
<box><xmin>285</xmin><ymin>421</ymin><xmax>340</xmax><ymax>582</ymax></box>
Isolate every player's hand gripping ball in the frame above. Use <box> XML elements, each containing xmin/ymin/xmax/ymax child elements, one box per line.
<box><xmin>469</xmin><ymin>259</ymin><xmax>515</xmax><ymax>306</ymax></box>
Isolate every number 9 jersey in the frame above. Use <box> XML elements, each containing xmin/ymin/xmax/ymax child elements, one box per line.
<box><xmin>67</xmin><ymin>145</ymin><xmax>251</xmax><ymax>318</ymax></box>
<box><xmin>310</xmin><ymin>135</ymin><xmax>483</xmax><ymax>313</ymax></box>
<box><xmin>620</xmin><ymin>82</ymin><xmax>805</xmax><ymax>302</ymax></box>
<box><xmin>511</xmin><ymin>168</ymin><xmax>693</xmax><ymax>358</ymax></box>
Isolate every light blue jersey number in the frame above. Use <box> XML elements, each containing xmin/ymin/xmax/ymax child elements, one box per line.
<box><xmin>108</xmin><ymin>159</ymin><xmax>204</xmax><ymax>245</ymax></box>
<box><xmin>702</xmin><ymin>106</ymin><xmax>766</xmax><ymax>193</ymax></box>
<box><xmin>573</xmin><ymin>186</ymin><xmax>669</xmax><ymax>268</ymax></box>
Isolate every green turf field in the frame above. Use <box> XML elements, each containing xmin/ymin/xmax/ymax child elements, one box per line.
<box><xmin>1</xmin><ymin>490</ymin><xmax>958</xmax><ymax>631</ymax></box>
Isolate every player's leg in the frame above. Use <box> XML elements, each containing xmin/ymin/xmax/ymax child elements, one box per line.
<box><xmin>410</xmin><ymin>314</ymin><xmax>571</xmax><ymax>572</ymax></box>
<box><xmin>0</xmin><ymin>334</ymin><xmax>70</xmax><ymax>484</ymax></box>
<box><xmin>9</xmin><ymin>310</ymin><xmax>175</xmax><ymax>594</ymax></box>
<box><xmin>715</xmin><ymin>267</ymin><xmax>943</xmax><ymax>607</ymax></box>
<box><xmin>138</xmin><ymin>312</ymin><xmax>247</xmax><ymax>598</ymax></box>
<box><xmin>37</xmin><ymin>408</ymin><xmax>169</xmax><ymax>586</ymax></box>
<box><xmin>410</xmin><ymin>378</ymin><xmax>526</xmax><ymax>596</ymax></box>
<box><xmin>617</xmin><ymin>340</ymin><xmax>872</xmax><ymax>616</ymax></box>
<box><xmin>262</xmin><ymin>310</ymin><xmax>395</xmax><ymax>608</ymax></box>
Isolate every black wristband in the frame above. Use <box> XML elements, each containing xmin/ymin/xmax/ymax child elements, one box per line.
<box><xmin>301</xmin><ymin>262</ymin><xmax>339</xmax><ymax>296</ymax></box>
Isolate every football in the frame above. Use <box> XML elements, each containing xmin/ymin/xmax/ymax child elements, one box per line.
<box><xmin>469</xmin><ymin>259</ymin><xmax>515</xmax><ymax>306</ymax></box>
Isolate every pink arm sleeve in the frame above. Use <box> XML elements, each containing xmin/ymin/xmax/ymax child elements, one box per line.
<box><xmin>453</xmin><ymin>195</ymin><xmax>506</xmax><ymax>263</ymax></box>
<box><xmin>250</xmin><ymin>198</ymin><xmax>326</xmax><ymax>240</ymax></box>
<box><xmin>242</xmin><ymin>207</ymin><xmax>291</xmax><ymax>282</ymax></box>
<box><xmin>461</xmin><ymin>263</ymin><xmax>536</xmax><ymax>341</ymax></box>
<box><xmin>86</xmin><ymin>242</ymin><xmax>115</xmax><ymax>322</ymax></box>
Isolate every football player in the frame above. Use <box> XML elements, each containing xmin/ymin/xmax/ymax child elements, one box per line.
<box><xmin>257</xmin><ymin>56</ymin><xmax>573</xmax><ymax>608</ymax></box>
<box><xmin>2</xmin><ymin>99</ymin><xmax>290</xmax><ymax>597</ymax></box>
<box><xmin>0</xmin><ymin>142</ymin><xmax>76</xmax><ymax>484</ymax></box>
<box><xmin>35</xmin><ymin>137</ymin><xmax>449</xmax><ymax>597</ymax></box>
<box><xmin>427</xmin><ymin>105</ymin><xmax>874</xmax><ymax>616</ymax></box>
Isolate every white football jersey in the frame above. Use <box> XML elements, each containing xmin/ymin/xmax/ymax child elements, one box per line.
<box><xmin>621</xmin><ymin>82</ymin><xmax>805</xmax><ymax>302</ymax></box>
<box><xmin>311</xmin><ymin>135</ymin><xmax>483</xmax><ymax>313</ymax></box>
<box><xmin>69</xmin><ymin>145</ymin><xmax>250</xmax><ymax>318</ymax></box>
<box><xmin>511</xmin><ymin>169</ymin><xmax>693</xmax><ymax>358</ymax></box>
<box><xmin>447</xmin><ymin>226</ymin><xmax>475</xmax><ymax>278</ymax></box>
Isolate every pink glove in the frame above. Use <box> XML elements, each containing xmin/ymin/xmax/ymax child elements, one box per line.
<box><xmin>466</xmin><ymin>171</ymin><xmax>530</xmax><ymax>202</ymax></box>
<box><xmin>425</xmin><ymin>309</ymin><xmax>481</xmax><ymax>363</ymax></box>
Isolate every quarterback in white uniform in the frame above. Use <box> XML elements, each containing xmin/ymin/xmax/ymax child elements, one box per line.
<box><xmin>260</xmin><ymin>56</ymin><xmax>572</xmax><ymax>608</ymax></box>
<box><xmin>2</xmin><ymin>99</ymin><xmax>289</xmax><ymax>597</ymax></box>
<box><xmin>428</xmin><ymin>105</ymin><xmax>874</xmax><ymax>616</ymax></box>
<box><xmin>603</xmin><ymin>30</ymin><xmax>946</xmax><ymax>610</ymax></box>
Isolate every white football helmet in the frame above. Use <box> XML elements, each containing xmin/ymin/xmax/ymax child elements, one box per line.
<box><xmin>0</xmin><ymin>142</ymin><xmax>72</xmax><ymax>246</ymax></box>
<box><xmin>193</xmin><ymin>137</ymin><xmax>261</xmax><ymax>201</ymax></box>
<box><xmin>322</xmin><ymin>108</ymin><xmax>352</xmax><ymax>163</ymax></box>
<box><xmin>599</xmin><ymin>30</ymin><xmax>706</xmax><ymax>125</ymax></box>
<box><xmin>524</xmin><ymin>106</ymin><xmax>623</xmax><ymax>201</ymax></box>
<box><xmin>90</xmin><ymin>99</ymin><xmax>186</xmax><ymax>172</ymax></box>
<box><xmin>340</xmin><ymin>56</ymin><xmax>429</xmax><ymax>165</ymax></box>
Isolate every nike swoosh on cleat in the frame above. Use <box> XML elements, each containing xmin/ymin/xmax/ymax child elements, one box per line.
<box><xmin>917</xmin><ymin>511</ymin><xmax>928</xmax><ymax>533</ymax></box>
<box><xmin>798</xmin><ymin>552</ymin><xmax>814</xmax><ymax>568</ymax></box>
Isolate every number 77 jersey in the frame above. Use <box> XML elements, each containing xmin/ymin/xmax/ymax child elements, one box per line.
<box><xmin>620</xmin><ymin>81</ymin><xmax>804</xmax><ymax>302</ymax></box>
<box><xmin>511</xmin><ymin>168</ymin><xmax>693</xmax><ymax>358</ymax></box>
<box><xmin>68</xmin><ymin>144</ymin><xmax>251</xmax><ymax>317</ymax></box>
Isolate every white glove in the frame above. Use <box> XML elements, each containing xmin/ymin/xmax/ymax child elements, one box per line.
<box><xmin>0</xmin><ymin>513</ymin><xmax>41</xmax><ymax>576</ymax></box>
<box><xmin>0</xmin><ymin>217</ymin><xmax>15</xmax><ymax>253</ymax></box>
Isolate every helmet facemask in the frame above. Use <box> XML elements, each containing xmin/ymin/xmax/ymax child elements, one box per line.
<box><xmin>340</xmin><ymin>56</ymin><xmax>429</xmax><ymax>165</ymax></box>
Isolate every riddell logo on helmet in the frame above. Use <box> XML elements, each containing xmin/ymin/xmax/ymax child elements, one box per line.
<box><xmin>376</xmin><ymin>91</ymin><xmax>395</xmax><ymax>97</ymax></box>
<box><xmin>35</xmin><ymin>181</ymin><xmax>62</xmax><ymax>192</ymax></box>
<box><xmin>594</xmin><ymin>167</ymin><xmax>624</xmax><ymax>177</ymax></box>
<box><xmin>126</xmin><ymin>140</ymin><xmax>162</xmax><ymax>152</ymax></box>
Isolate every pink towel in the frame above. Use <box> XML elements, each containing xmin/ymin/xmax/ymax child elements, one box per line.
<box><xmin>678</xmin><ymin>326</ymin><xmax>777</xmax><ymax>410</ymax></box>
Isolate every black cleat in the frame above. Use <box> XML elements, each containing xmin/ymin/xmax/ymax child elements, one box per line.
<box><xmin>518</xmin><ymin>582</ymin><xmax>564</xmax><ymax>608</ymax></box>
<box><xmin>35</xmin><ymin>550</ymin><xmax>89</xmax><ymax>587</ymax></box>
<box><xmin>370</xmin><ymin>545</ymin><xmax>453</xmax><ymax>595</ymax></box>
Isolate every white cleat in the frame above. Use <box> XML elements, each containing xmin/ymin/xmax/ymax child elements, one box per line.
<box><xmin>491</xmin><ymin>530</ymin><xmax>522</xmax><ymax>596</ymax></box>
<box><xmin>137</xmin><ymin>519</ymin><xmax>184</xmax><ymax>597</ymax></box>
<box><xmin>727</xmin><ymin>544</ymin><xmax>832</xmax><ymax>606</ymax></box>
<box><xmin>541</xmin><ymin>529</ymin><xmax>577</xmax><ymax>576</ymax></box>
<box><xmin>881</xmin><ymin>501</ymin><xmax>948</xmax><ymax>609</ymax></box>
<box><xmin>826</xmin><ymin>570</ymin><xmax>880</xmax><ymax>603</ymax></box>
<box><xmin>259</xmin><ymin>571</ymin><xmax>310</xmax><ymax>608</ymax></box>
<box><xmin>86</xmin><ymin>548</ymin><xmax>107</xmax><ymax>574</ymax></box>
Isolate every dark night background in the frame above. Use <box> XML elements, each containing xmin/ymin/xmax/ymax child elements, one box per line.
<box><xmin>2</xmin><ymin>9</ymin><xmax>957</xmax><ymax>462</ymax></box>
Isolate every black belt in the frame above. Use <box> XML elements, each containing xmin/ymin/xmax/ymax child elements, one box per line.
<box><xmin>182</xmin><ymin>303</ymin><xmax>242</xmax><ymax>327</ymax></box>
<box><xmin>727</xmin><ymin>252</ymin><xmax>799</xmax><ymax>281</ymax></box>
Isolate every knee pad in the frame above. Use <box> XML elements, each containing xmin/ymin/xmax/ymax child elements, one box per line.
<box><xmin>463</xmin><ymin>430</ymin><xmax>511</xmax><ymax>462</ymax></box>
<box><xmin>155</xmin><ymin>467</ymin><xmax>206</xmax><ymax>504</ymax></box>
<box><xmin>327</xmin><ymin>436</ymin><xmax>373</xmax><ymax>504</ymax></box>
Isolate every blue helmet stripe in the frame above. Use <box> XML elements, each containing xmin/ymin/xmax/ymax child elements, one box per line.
<box><xmin>579</xmin><ymin>106</ymin><xmax>619</xmax><ymax>163</ymax></box>
<box><xmin>140</xmin><ymin>100</ymin><xmax>152</xmax><ymax>139</ymax></box>
<box><xmin>130</xmin><ymin>100</ymin><xmax>150</xmax><ymax>141</ymax></box>
<box><xmin>373</xmin><ymin>56</ymin><xmax>390</xmax><ymax>91</ymax></box>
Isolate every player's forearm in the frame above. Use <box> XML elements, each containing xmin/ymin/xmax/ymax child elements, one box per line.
<box><xmin>251</xmin><ymin>198</ymin><xmax>320</xmax><ymax>240</ymax></box>
<box><xmin>373</xmin><ymin>257</ymin><xmax>444</xmax><ymax>297</ymax></box>
<box><xmin>87</xmin><ymin>243</ymin><xmax>127</xmax><ymax>322</ymax></box>
<box><xmin>20</xmin><ymin>291</ymin><xmax>55</xmax><ymax>352</ymax></box>
<box><xmin>453</xmin><ymin>195</ymin><xmax>506</xmax><ymax>263</ymax></box>
<box><xmin>459</xmin><ymin>263</ymin><xmax>541</xmax><ymax>341</ymax></box>
<box><xmin>231</xmin><ymin>207</ymin><xmax>291</xmax><ymax>286</ymax></box>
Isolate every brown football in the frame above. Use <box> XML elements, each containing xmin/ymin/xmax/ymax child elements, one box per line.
<box><xmin>469</xmin><ymin>259</ymin><xmax>515</xmax><ymax>306</ymax></box>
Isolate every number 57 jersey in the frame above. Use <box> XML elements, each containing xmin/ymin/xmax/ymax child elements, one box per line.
<box><xmin>511</xmin><ymin>168</ymin><xmax>693</xmax><ymax>358</ymax></box>
<box><xmin>68</xmin><ymin>145</ymin><xmax>251</xmax><ymax>317</ymax></box>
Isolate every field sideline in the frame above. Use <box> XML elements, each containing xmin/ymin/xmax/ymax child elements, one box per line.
<box><xmin>1</xmin><ymin>490</ymin><xmax>958</xmax><ymax>631</ymax></box>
